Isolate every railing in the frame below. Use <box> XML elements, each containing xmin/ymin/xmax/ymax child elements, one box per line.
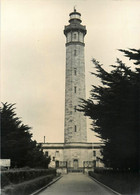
<box><xmin>67</xmin><ymin>167</ymin><xmax>83</xmax><ymax>173</ymax></box>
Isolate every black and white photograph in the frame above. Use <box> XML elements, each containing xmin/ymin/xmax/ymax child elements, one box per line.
<box><xmin>1</xmin><ymin>0</ymin><xmax>140</xmax><ymax>194</ymax></box>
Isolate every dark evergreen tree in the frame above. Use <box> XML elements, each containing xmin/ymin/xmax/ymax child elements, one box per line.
<box><xmin>0</xmin><ymin>103</ymin><xmax>50</xmax><ymax>168</ymax></box>
<box><xmin>119</xmin><ymin>48</ymin><xmax>140</xmax><ymax>65</ymax></box>
<box><xmin>79</xmin><ymin>49</ymin><xmax>140</xmax><ymax>171</ymax></box>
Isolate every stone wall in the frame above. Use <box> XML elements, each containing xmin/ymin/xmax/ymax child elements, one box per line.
<box><xmin>64</xmin><ymin>43</ymin><xmax>87</xmax><ymax>143</ymax></box>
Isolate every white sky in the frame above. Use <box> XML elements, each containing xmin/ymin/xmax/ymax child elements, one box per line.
<box><xmin>1</xmin><ymin>0</ymin><xmax>140</xmax><ymax>143</ymax></box>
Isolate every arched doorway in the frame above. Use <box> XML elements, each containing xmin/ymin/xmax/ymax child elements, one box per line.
<box><xmin>73</xmin><ymin>159</ymin><xmax>78</xmax><ymax>170</ymax></box>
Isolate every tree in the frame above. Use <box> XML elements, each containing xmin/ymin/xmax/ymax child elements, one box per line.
<box><xmin>25</xmin><ymin>144</ymin><xmax>50</xmax><ymax>169</ymax></box>
<box><xmin>79</xmin><ymin>49</ymin><xmax>140</xmax><ymax>171</ymax></box>
<box><xmin>119</xmin><ymin>48</ymin><xmax>140</xmax><ymax>65</ymax></box>
<box><xmin>0</xmin><ymin>103</ymin><xmax>50</xmax><ymax>168</ymax></box>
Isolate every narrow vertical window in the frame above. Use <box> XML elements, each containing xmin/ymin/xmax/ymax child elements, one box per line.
<box><xmin>74</xmin><ymin>68</ymin><xmax>77</xmax><ymax>75</ymax></box>
<box><xmin>93</xmin><ymin>151</ymin><xmax>96</xmax><ymax>157</ymax></box>
<box><xmin>74</xmin><ymin>50</ymin><xmax>77</xmax><ymax>56</ymax></box>
<box><xmin>73</xmin><ymin>33</ymin><xmax>76</xmax><ymax>39</ymax></box>
<box><xmin>74</xmin><ymin>125</ymin><xmax>77</xmax><ymax>132</ymax></box>
<box><xmin>74</xmin><ymin>106</ymin><xmax>77</xmax><ymax>112</ymax></box>
<box><xmin>74</xmin><ymin>86</ymin><xmax>77</xmax><ymax>93</ymax></box>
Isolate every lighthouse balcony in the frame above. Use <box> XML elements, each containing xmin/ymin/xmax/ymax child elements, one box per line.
<box><xmin>64</xmin><ymin>24</ymin><xmax>87</xmax><ymax>35</ymax></box>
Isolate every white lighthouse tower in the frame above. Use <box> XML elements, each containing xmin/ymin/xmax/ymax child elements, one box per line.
<box><xmin>41</xmin><ymin>9</ymin><xmax>103</xmax><ymax>172</ymax></box>
<box><xmin>64</xmin><ymin>8</ymin><xmax>87</xmax><ymax>143</ymax></box>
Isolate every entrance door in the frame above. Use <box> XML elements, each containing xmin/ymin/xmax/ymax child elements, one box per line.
<box><xmin>73</xmin><ymin>159</ymin><xmax>78</xmax><ymax>170</ymax></box>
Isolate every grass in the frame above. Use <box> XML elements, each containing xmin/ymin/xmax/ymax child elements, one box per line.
<box><xmin>89</xmin><ymin>171</ymin><xmax>140</xmax><ymax>195</ymax></box>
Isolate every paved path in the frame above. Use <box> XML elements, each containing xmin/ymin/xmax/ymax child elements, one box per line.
<box><xmin>39</xmin><ymin>173</ymin><xmax>117</xmax><ymax>195</ymax></box>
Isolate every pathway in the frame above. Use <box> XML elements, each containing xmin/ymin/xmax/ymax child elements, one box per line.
<box><xmin>39</xmin><ymin>173</ymin><xmax>118</xmax><ymax>195</ymax></box>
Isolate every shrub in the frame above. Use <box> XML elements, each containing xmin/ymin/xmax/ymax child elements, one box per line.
<box><xmin>2</xmin><ymin>175</ymin><xmax>54</xmax><ymax>195</ymax></box>
<box><xmin>88</xmin><ymin>170</ymin><xmax>140</xmax><ymax>195</ymax></box>
<box><xmin>1</xmin><ymin>168</ymin><xmax>56</xmax><ymax>188</ymax></box>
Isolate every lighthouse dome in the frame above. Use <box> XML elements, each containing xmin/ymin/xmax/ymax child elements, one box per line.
<box><xmin>69</xmin><ymin>8</ymin><xmax>82</xmax><ymax>23</ymax></box>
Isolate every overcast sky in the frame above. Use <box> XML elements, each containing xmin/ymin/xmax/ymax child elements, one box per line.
<box><xmin>1</xmin><ymin>0</ymin><xmax>140</xmax><ymax>143</ymax></box>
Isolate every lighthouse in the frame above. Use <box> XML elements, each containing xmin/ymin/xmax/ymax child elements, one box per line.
<box><xmin>41</xmin><ymin>9</ymin><xmax>103</xmax><ymax>172</ymax></box>
<box><xmin>64</xmin><ymin>8</ymin><xmax>87</xmax><ymax>143</ymax></box>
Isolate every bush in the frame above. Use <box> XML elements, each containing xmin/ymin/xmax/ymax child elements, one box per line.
<box><xmin>93</xmin><ymin>167</ymin><xmax>114</xmax><ymax>174</ymax></box>
<box><xmin>1</xmin><ymin>168</ymin><xmax>56</xmax><ymax>188</ymax></box>
<box><xmin>1</xmin><ymin>173</ymin><xmax>11</xmax><ymax>188</ymax></box>
<box><xmin>2</xmin><ymin>175</ymin><xmax>54</xmax><ymax>195</ymax></box>
<box><xmin>88</xmin><ymin>171</ymin><xmax>140</xmax><ymax>195</ymax></box>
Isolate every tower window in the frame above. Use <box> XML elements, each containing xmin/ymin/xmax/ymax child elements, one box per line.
<box><xmin>93</xmin><ymin>151</ymin><xmax>96</xmax><ymax>157</ymax></box>
<box><xmin>74</xmin><ymin>68</ymin><xmax>77</xmax><ymax>75</ymax></box>
<box><xmin>73</xmin><ymin>33</ymin><xmax>76</xmax><ymax>39</ymax></box>
<box><xmin>74</xmin><ymin>106</ymin><xmax>77</xmax><ymax>112</ymax></box>
<box><xmin>74</xmin><ymin>50</ymin><xmax>77</xmax><ymax>56</ymax></box>
<box><xmin>74</xmin><ymin>86</ymin><xmax>77</xmax><ymax>93</ymax></box>
<box><xmin>74</xmin><ymin>125</ymin><xmax>77</xmax><ymax>132</ymax></box>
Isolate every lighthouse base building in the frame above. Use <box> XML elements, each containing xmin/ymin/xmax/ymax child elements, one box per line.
<box><xmin>40</xmin><ymin>9</ymin><xmax>104</xmax><ymax>173</ymax></box>
<box><xmin>40</xmin><ymin>142</ymin><xmax>103</xmax><ymax>173</ymax></box>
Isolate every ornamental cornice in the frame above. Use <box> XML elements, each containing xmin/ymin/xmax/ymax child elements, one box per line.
<box><xmin>65</xmin><ymin>42</ymin><xmax>85</xmax><ymax>47</ymax></box>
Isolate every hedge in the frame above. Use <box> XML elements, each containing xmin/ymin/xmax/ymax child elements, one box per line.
<box><xmin>1</xmin><ymin>174</ymin><xmax>54</xmax><ymax>195</ymax></box>
<box><xmin>88</xmin><ymin>171</ymin><xmax>140</xmax><ymax>195</ymax></box>
<box><xmin>1</xmin><ymin>168</ymin><xmax>56</xmax><ymax>188</ymax></box>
